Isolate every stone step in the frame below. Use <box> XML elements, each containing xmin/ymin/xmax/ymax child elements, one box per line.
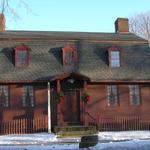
<box><xmin>54</xmin><ymin>126</ymin><xmax>98</xmax><ymax>137</ymax></box>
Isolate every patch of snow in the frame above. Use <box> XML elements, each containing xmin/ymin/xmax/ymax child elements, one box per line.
<box><xmin>0</xmin><ymin>133</ymin><xmax>57</xmax><ymax>145</ymax></box>
<box><xmin>1</xmin><ymin>140</ymin><xmax>150</xmax><ymax>150</ymax></box>
<box><xmin>1</xmin><ymin>131</ymin><xmax>150</xmax><ymax>149</ymax></box>
<box><xmin>0</xmin><ymin>144</ymin><xmax>79</xmax><ymax>150</ymax></box>
<box><xmin>98</xmin><ymin>131</ymin><xmax>150</xmax><ymax>141</ymax></box>
<box><xmin>92</xmin><ymin>140</ymin><xmax>150</xmax><ymax>150</ymax></box>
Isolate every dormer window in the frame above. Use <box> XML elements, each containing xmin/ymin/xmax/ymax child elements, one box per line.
<box><xmin>65</xmin><ymin>50</ymin><xmax>74</xmax><ymax>65</ymax></box>
<box><xmin>15</xmin><ymin>44</ymin><xmax>30</xmax><ymax>67</ymax></box>
<box><xmin>62</xmin><ymin>45</ymin><xmax>77</xmax><ymax>71</ymax></box>
<box><xmin>108</xmin><ymin>46</ymin><xmax>121</xmax><ymax>68</ymax></box>
<box><xmin>110</xmin><ymin>51</ymin><xmax>120</xmax><ymax>67</ymax></box>
<box><xmin>18</xmin><ymin>51</ymin><xmax>27</xmax><ymax>66</ymax></box>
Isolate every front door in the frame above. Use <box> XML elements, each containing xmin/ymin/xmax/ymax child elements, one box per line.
<box><xmin>63</xmin><ymin>90</ymin><xmax>80</xmax><ymax>124</ymax></box>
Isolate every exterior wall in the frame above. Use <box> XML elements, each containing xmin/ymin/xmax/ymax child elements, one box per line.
<box><xmin>0</xmin><ymin>83</ymin><xmax>48</xmax><ymax>123</ymax></box>
<box><xmin>86</xmin><ymin>84</ymin><xmax>150</xmax><ymax>122</ymax></box>
<box><xmin>1</xmin><ymin>82</ymin><xmax>150</xmax><ymax>128</ymax></box>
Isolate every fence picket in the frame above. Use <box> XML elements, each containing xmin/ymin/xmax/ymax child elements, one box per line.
<box><xmin>1</xmin><ymin>115</ymin><xmax>150</xmax><ymax>134</ymax></box>
<box><xmin>94</xmin><ymin>115</ymin><xmax>150</xmax><ymax>132</ymax></box>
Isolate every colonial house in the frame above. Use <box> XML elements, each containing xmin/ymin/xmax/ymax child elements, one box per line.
<box><xmin>0</xmin><ymin>14</ymin><xmax>149</xmax><ymax>134</ymax></box>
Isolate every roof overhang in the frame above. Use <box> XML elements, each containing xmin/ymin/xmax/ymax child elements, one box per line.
<box><xmin>51</xmin><ymin>72</ymin><xmax>90</xmax><ymax>81</ymax></box>
<box><xmin>90</xmin><ymin>79</ymin><xmax>150</xmax><ymax>84</ymax></box>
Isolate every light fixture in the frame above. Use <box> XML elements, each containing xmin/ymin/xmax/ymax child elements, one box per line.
<box><xmin>67</xmin><ymin>78</ymin><xmax>75</xmax><ymax>84</ymax></box>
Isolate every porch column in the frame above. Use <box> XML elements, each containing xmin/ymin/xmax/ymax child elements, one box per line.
<box><xmin>47</xmin><ymin>82</ymin><xmax>51</xmax><ymax>133</ymax></box>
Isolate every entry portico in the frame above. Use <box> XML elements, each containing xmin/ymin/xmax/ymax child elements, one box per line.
<box><xmin>52</xmin><ymin>73</ymin><xmax>90</xmax><ymax>126</ymax></box>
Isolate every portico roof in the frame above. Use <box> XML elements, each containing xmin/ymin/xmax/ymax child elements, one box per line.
<box><xmin>51</xmin><ymin>72</ymin><xmax>90</xmax><ymax>81</ymax></box>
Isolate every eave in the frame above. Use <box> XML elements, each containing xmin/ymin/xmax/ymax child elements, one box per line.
<box><xmin>89</xmin><ymin>79</ymin><xmax>150</xmax><ymax>84</ymax></box>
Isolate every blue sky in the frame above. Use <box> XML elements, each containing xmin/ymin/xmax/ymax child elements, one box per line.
<box><xmin>5</xmin><ymin>0</ymin><xmax>150</xmax><ymax>32</ymax></box>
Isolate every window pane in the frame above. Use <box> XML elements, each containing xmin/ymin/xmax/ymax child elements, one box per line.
<box><xmin>107</xmin><ymin>85</ymin><xmax>118</xmax><ymax>106</ymax></box>
<box><xmin>17</xmin><ymin>51</ymin><xmax>27</xmax><ymax>66</ymax></box>
<box><xmin>129</xmin><ymin>85</ymin><xmax>140</xmax><ymax>105</ymax></box>
<box><xmin>111</xmin><ymin>51</ymin><xmax>120</xmax><ymax>67</ymax></box>
<box><xmin>0</xmin><ymin>85</ymin><xmax>9</xmax><ymax>107</ymax></box>
<box><xmin>22</xmin><ymin>86</ymin><xmax>34</xmax><ymax>107</ymax></box>
<box><xmin>65</xmin><ymin>51</ymin><xmax>73</xmax><ymax>65</ymax></box>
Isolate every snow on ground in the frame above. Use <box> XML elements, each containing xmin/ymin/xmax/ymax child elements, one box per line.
<box><xmin>92</xmin><ymin>140</ymin><xmax>150</xmax><ymax>150</ymax></box>
<box><xmin>0</xmin><ymin>144</ymin><xmax>79</xmax><ymax>150</ymax></box>
<box><xmin>0</xmin><ymin>133</ymin><xmax>57</xmax><ymax>145</ymax></box>
<box><xmin>0</xmin><ymin>133</ymin><xmax>79</xmax><ymax>150</ymax></box>
<box><xmin>98</xmin><ymin>131</ymin><xmax>150</xmax><ymax>141</ymax></box>
<box><xmin>94</xmin><ymin>131</ymin><xmax>150</xmax><ymax>150</ymax></box>
<box><xmin>1</xmin><ymin>140</ymin><xmax>150</xmax><ymax>150</ymax></box>
<box><xmin>0</xmin><ymin>131</ymin><xmax>150</xmax><ymax>149</ymax></box>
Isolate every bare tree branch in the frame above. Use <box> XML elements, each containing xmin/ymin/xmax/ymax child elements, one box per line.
<box><xmin>129</xmin><ymin>11</ymin><xmax>150</xmax><ymax>43</ymax></box>
<box><xmin>0</xmin><ymin>0</ymin><xmax>33</xmax><ymax>24</ymax></box>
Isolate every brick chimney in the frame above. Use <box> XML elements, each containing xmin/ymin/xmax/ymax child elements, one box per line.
<box><xmin>0</xmin><ymin>14</ymin><xmax>5</xmax><ymax>31</ymax></box>
<box><xmin>115</xmin><ymin>18</ymin><xmax>129</xmax><ymax>33</ymax></box>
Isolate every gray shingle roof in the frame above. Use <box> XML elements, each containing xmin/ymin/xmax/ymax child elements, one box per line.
<box><xmin>0</xmin><ymin>31</ymin><xmax>147</xmax><ymax>42</ymax></box>
<box><xmin>0</xmin><ymin>31</ymin><xmax>149</xmax><ymax>82</ymax></box>
<box><xmin>78</xmin><ymin>42</ymin><xmax>150</xmax><ymax>81</ymax></box>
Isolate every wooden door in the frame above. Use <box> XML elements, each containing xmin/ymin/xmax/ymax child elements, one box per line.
<box><xmin>63</xmin><ymin>90</ymin><xmax>80</xmax><ymax>124</ymax></box>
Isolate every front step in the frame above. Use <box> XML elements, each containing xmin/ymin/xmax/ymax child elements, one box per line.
<box><xmin>54</xmin><ymin>126</ymin><xmax>98</xmax><ymax>137</ymax></box>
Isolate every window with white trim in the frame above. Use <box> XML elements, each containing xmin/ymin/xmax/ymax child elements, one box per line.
<box><xmin>22</xmin><ymin>86</ymin><xmax>34</xmax><ymax>107</ymax></box>
<box><xmin>15</xmin><ymin>44</ymin><xmax>30</xmax><ymax>67</ymax></box>
<box><xmin>107</xmin><ymin>85</ymin><xmax>118</xmax><ymax>106</ymax></box>
<box><xmin>110</xmin><ymin>51</ymin><xmax>120</xmax><ymax>67</ymax></box>
<box><xmin>129</xmin><ymin>85</ymin><xmax>140</xmax><ymax>105</ymax></box>
<box><xmin>17</xmin><ymin>50</ymin><xmax>28</xmax><ymax>66</ymax></box>
<box><xmin>0</xmin><ymin>85</ymin><xmax>9</xmax><ymax>108</ymax></box>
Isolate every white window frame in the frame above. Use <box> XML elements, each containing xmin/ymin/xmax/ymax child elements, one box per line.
<box><xmin>110</xmin><ymin>51</ymin><xmax>120</xmax><ymax>67</ymax></box>
<box><xmin>0</xmin><ymin>85</ymin><xmax>9</xmax><ymax>108</ymax></box>
<box><xmin>129</xmin><ymin>85</ymin><xmax>141</xmax><ymax>105</ymax></box>
<box><xmin>107</xmin><ymin>85</ymin><xmax>118</xmax><ymax>106</ymax></box>
<box><xmin>17</xmin><ymin>50</ymin><xmax>28</xmax><ymax>66</ymax></box>
<box><xmin>22</xmin><ymin>85</ymin><xmax>34</xmax><ymax>107</ymax></box>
